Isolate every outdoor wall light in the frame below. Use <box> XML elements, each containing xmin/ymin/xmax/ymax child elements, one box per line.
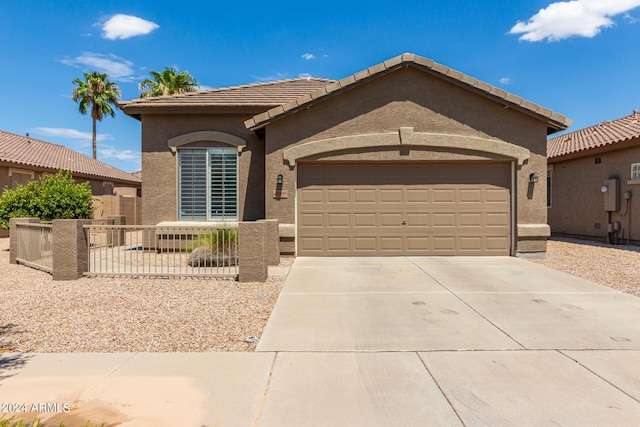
<box><xmin>277</xmin><ymin>174</ymin><xmax>283</xmax><ymax>184</ymax></box>
<box><xmin>601</xmin><ymin>185</ymin><xmax>609</xmax><ymax>193</ymax></box>
<box><xmin>529</xmin><ymin>172</ymin><xmax>539</xmax><ymax>183</ymax></box>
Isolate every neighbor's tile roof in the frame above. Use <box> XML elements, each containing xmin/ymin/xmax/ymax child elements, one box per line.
<box><xmin>119</xmin><ymin>78</ymin><xmax>334</xmax><ymax>111</ymax></box>
<box><xmin>246</xmin><ymin>53</ymin><xmax>572</xmax><ymax>133</ymax></box>
<box><xmin>548</xmin><ymin>110</ymin><xmax>640</xmax><ymax>159</ymax></box>
<box><xmin>0</xmin><ymin>130</ymin><xmax>141</xmax><ymax>185</ymax></box>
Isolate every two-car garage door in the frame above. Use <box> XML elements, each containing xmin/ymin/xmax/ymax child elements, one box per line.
<box><xmin>297</xmin><ymin>162</ymin><xmax>511</xmax><ymax>256</ymax></box>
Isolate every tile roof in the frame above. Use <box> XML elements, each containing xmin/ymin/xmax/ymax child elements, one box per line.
<box><xmin>119</xmin><ymin>78</ymin><xmax>334</xmax><ymax>113</ymax></box>
<box><xmin>547</xmin><ymin>110</ymin><xmax>640</xmax><ymax>159</ymax></box>
<box><xmin>245</xmin><ymin>53</ymin><xmax>571</xmax><ymax>133</ymax></box>
<box><xmin>0</xmin><ymin>130</ymin><xmax>141</xmax><ymax>185</ymax></box>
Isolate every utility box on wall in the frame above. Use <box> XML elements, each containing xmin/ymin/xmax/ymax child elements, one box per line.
<box><xmin>603</xmin><ymin>178</ymin><xmax>620</xmax><ymax>212</ymax></box>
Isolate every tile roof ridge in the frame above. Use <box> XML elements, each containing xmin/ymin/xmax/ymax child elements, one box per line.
<box><xmin>548</xmin><ymin>109</ymin><xmax>640</xmax><ymax>143</ymax></box>
<box><xmin>0</xmin><ymin>129</ymin><xmax>67</xmax><ymax>148</ymax></box>
<box><xmin>121</xmin><ymin>77</ymin><xmax>335</xmax><ymax>105</ymax></box>
<box><xmin>246</xmin><ymin>52</ymin><xmax>570</xmax><ymax>131</ymax></box>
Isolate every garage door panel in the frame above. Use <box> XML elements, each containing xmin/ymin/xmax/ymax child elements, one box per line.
<box><xmin>486</xmin><ymin>212</ymin><xmax>510</xmax><ymax>227</ymax></box>
<box><xmin>407</xmin><ymin>237</ymin><xmax>429</xmax><ymax>250</ymax></box>
<box><xmin>407</xmin><ymin>189</ymin><xmax>429</xmax><ymax>203</ymax></box>
<box><xmin>380</xmin><ymin>237</ymin><xmax>403</xmax><ymax>251</ymax></box>
<box><xmin>485</xmin><ymin>188</ymin><xmax>510</xmax><ymax>203</ymax></box>
<box><xmin>433</xmin><ymin>189</ymin><xmax>456</xmax><ymax>203</ymax></box>
<box><xmin>433</xmin><ymin>213</ymin><xmax>456</xmax><ymax>227</ymax></box>
<box><xmin>380</xmin><ymin>189</ymin><xmax>403</xmax><ymax>203</ymax></box>
<box><xmin>327</xmin><ymin>189</ymin><xmax>350</xmax><ymax>203</ymax></box>
<box><xmin>327</xmin><ymin>213</ymin><xmax>350</xmax><ymax>227</ymax></box>
<box><xmin>486</xmin><ymin>236</ymin><xmax>510</xmax><ymax>250</ymax></box>
<box><xmin>326</xmin><ymin>237</ymin><xmax>350</xmax><ymax>251</ymax></box>
<box><xmin>459</xmin><ymin>189</ymin><xmax>483</xmax><ymax>203</ymax></box>
<box><xmin>354</xmin><ymin>213</ymin><xmax>377</xmax><ymax>227</ymax></box>
<box><xmin>354</xmin><ymin>237</ymin><xmax>376</xmax><ymax>251</ymax></box>
<box><xmin>406</xmin><ymin>213</ymin><xmax>429</xmax><ymax>227</ymax></box>
<box><xmin>297</xmin><ymin>162</ymin><xmax>511</xmax><ymax>256</ymax></box>
<box><xmin>299</xmin><ymin>213</ymin><xmax>324</xmax><ymax>227</ymax></box>
<box><xmin>354</xmin><ymin>189</ymin><xmax>376</xmax><ymax>202</ymax></box>
<box><xmin>459</xmin><ymin>213</ymin><xmax>482</xmax><ymax>227</ymax></box>
<box><xmin>381</xmin><ymin>213</ymin><xmax>403</xmax><ymax>226</ymax></box>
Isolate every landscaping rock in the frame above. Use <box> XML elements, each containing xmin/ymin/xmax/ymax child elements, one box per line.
<box><xmin>188</xmin><ymin>245</ymin><xmax>238</xmax><ymax>267</ymax></box>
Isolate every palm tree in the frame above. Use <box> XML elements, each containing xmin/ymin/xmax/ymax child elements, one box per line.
<box><xmin>139</xmin><ymin>66</ymin><xmax>199</xmax><ymax>97</ymax></box>
<box><xmin>71</xmin><ymin>71</ymin><xmax>121</xmax><ymax>159</ymax></box>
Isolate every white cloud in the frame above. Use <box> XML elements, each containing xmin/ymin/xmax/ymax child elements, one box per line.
<box><xmin>499</xmin><ymin>77</ymin><xmax>512</xmax><ymax>85</ymax></box>
<box><xmin>624</xmin><ymin>12</ymin><xmax>640</xmax><ymax>22</ymax></box>
<box><xmin>59</xmin><ymin>52</ymin><xmax>136</xmax><ymax>82</ymax></box>
<box><xmin>101</xmin><ymin>14</ymin><xmax>159</xmax><ymax>40</ymax></box>
<box><xmin>301</xmin><ymin>53</ymin><xmax>315</xmax><ymax>60</ymax></box>
<box><xmin>252</xmin><ymin>72</ymin><xmax>290</xmax><ymax>82</ymax></box>
<box><xmin>298</xmin><ymin>73</ymin><xmax>313</xmax><ymax>79</ymax></box>
<box><xmin>31</xmin><ymin>127</ymin><xmax>111</xmax><ymax>143</ymax></box>
<box><xmin>509</xmin><ymin>0</ymin><xmax>640</xmax><ymax>42</ymax></box>
<box><xmin>98</xmin><ymin>145</ymin><xmax>141</xmax><ymax>162</ymax></box>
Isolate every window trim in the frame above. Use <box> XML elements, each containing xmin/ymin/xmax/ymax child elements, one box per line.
<box><xmin>8</xmin><ymin>167</ymin><xmax>35</xmax><ymax>179</ymax></box>
<box><xmin>177</xmin><ymin>147</ymin><xmax>238</xmax><ymax>221</ymax></box>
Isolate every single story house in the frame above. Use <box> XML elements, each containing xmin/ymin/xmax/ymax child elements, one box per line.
<box><xmin>120</xmin><ymin>53</ymin><xmax>570</xmax><ymax>257</ymax></box>
<box><xmin>0</xmin><ymin>130</ymin><xmax>142</xmax><ymax>235</ymax></box>
<box><xmin>547</xmin><ymin>110</ymin><xmax>640</xmax><ymax>244</ymax></box>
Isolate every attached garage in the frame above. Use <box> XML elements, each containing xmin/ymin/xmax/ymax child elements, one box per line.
<box><xmin>297</xmin><ymin>162</ymin><xmax>511</xmax><ymax>256</ymax></box>
<box><xmin>122</xmin><ymin>53</ymin><xmax>570</xmax><ymax>259</ymax></box>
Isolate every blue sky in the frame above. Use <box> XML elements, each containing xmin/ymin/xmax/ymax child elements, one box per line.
<box><xmin>2</xmin><ymin>0</ymin><xmax>639</xmax><ymax>173</ymax></box>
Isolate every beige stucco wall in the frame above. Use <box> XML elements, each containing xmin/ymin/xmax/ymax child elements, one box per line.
<box><xmin>263</xmin><ymin>66</ymin><xmax>550</xmax><ymax>253</ymax></box>
<box><xmin>548</xmin><ymin>141</ymin><xmax>640</xmax><ymax>243</ymax></box>
<box><xmin>140</xmin><ymin>113</ymin><xmax>265</xmax><ymax>225</ymax></box>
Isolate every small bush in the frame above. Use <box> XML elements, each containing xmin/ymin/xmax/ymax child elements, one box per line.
<box><xmin>188</xmin><ymin>228</ymin><xmax>238</xmax><ymax>267</ymax></box>
<box><xmin>0</xmin><ymin>170</ymin><xmax>95</xmax><ymax>229</ymax></box>
<box><xmin>189</xmin><ymin>228</ymin><xmax>238</xmax><ymax>251</ymax></box>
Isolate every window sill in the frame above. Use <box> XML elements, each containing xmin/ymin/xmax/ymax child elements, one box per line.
<box><xmin>627</xmin><ymin>180</ymin><xmax>640</xmax><ymax>185</ymax></box>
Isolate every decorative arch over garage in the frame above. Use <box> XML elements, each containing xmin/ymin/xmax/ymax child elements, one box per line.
<box><xmin>283</xmin><ymin>127</ymin><xmax>530</xmax><ymax>166</ymax></box>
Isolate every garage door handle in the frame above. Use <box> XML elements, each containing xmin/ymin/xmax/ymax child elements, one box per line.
<box><xmin>402</xmin><ymin>218</ymin><xmax>407</xmax><ymax>225</ymax></box>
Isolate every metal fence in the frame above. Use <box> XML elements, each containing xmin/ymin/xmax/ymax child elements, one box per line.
<box><xmin>15</xmin><ymin>222</ymin><xmax>53</xmax><ymax>273</ymax></box>
<box><xmin>84</xmin><ymin>224</ymin><xmax>239</xmax><ymax>277</ymax></box>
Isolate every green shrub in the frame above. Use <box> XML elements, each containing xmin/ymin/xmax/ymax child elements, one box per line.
<box><xmin>189</xmin><ymin>228</ymin><xmax>238</xmax><ymax>252</ymax></box>
<box><xmin>0</xmin><ymin>170</ymin><xmax>95</xmax><ymax>229</ymax></box>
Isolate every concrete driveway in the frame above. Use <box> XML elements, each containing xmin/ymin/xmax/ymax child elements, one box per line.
<box><xmin>254</xmin><ymin>256</ymin><xmax>640</xmax><ymax>425</ymax></box>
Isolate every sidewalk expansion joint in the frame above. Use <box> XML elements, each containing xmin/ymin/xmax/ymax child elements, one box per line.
<box><xmin>558</xmin><ymin>350</ymin><xmax>640</xmax><ymax>406</ymax></box>
<box><xmin>251</xmin><ymin>352</ymin><xmax>278</xmax><ymax>427</ymax></box>
<box><xmin>416</xmin><ymin>351</ymin><xmax>467</xmax><ymax>427</ymax></box>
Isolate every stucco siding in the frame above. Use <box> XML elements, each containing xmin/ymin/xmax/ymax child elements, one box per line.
<box><xmin>140</xmin><ymin>113</ymin><xmax>265</xmax><ymax>225</ymax></box>
<box><xmin>548</xmin><ymin>142</ymin><xmax>640</xmax><ymax>243</ymax></box>
<box><xmin>264</xmin><ymin>67</ymin><xmax>550</xmax><ymax>250</ymax></box>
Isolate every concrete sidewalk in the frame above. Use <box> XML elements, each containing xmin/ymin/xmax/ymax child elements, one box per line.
<box><xmin>2</xmin><ymin>256</ymin><xmax>640</xmax><ymax>426</ymax></box>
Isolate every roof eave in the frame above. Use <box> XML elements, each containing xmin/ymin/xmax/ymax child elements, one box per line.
<box><xmin>120</xmin><ymin>103</ymin><xmax>275</xmax><ymax>119</ymax></box>
<box><xmin>246</xmin><ymin>55</ymin><xmax>572</xmax><ymax>132</ymax></box>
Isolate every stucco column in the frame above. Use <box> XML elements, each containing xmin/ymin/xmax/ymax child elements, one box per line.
<box><xmin>238</xmin><ymin>221</ymin><xmax>268</xmax><ymax>283</ymax></box>
<box><xmin>258</xmin><ymin>219</ymin><xmax>280</xmax><ymax>266</ymax></box>
<box><xmin>52</xmin><ymin>219</ymin><xmax>90</xmax><ymax>281</ymax></box>
<box><xmin>9</xmin><ymin>218</ymin><xmax>40</xmax><ymax>264</ymax></box>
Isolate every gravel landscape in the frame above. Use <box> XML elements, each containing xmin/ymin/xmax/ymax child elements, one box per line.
<box><xmin>0</xmin><ymin>237</ymin><xmax>285</xmax><ymax>353</ymax></box>
<box><xmin>1</xmin><ymin>236</ymin><xmax>638</xmax><ymax>353</ymax></box>
<box><xmin>526</xmin><ymin>237</ymin><xmax>640</xmax><ymax>296</ymax></box>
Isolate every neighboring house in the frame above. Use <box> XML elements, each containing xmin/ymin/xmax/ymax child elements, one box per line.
<box><xmin>0</xmin><ymin>130</ymin><xmax>142</xmax><ymax>235</ymax></box>
<box><xmin>120</xmin><ymin>53</ymin><xmax>570</xmax><ymax>257</ymax></box>
<box><xmin>547</xmin><ymin>110</ymin><xmax>640</xmax><ymax>244</ymax></box>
